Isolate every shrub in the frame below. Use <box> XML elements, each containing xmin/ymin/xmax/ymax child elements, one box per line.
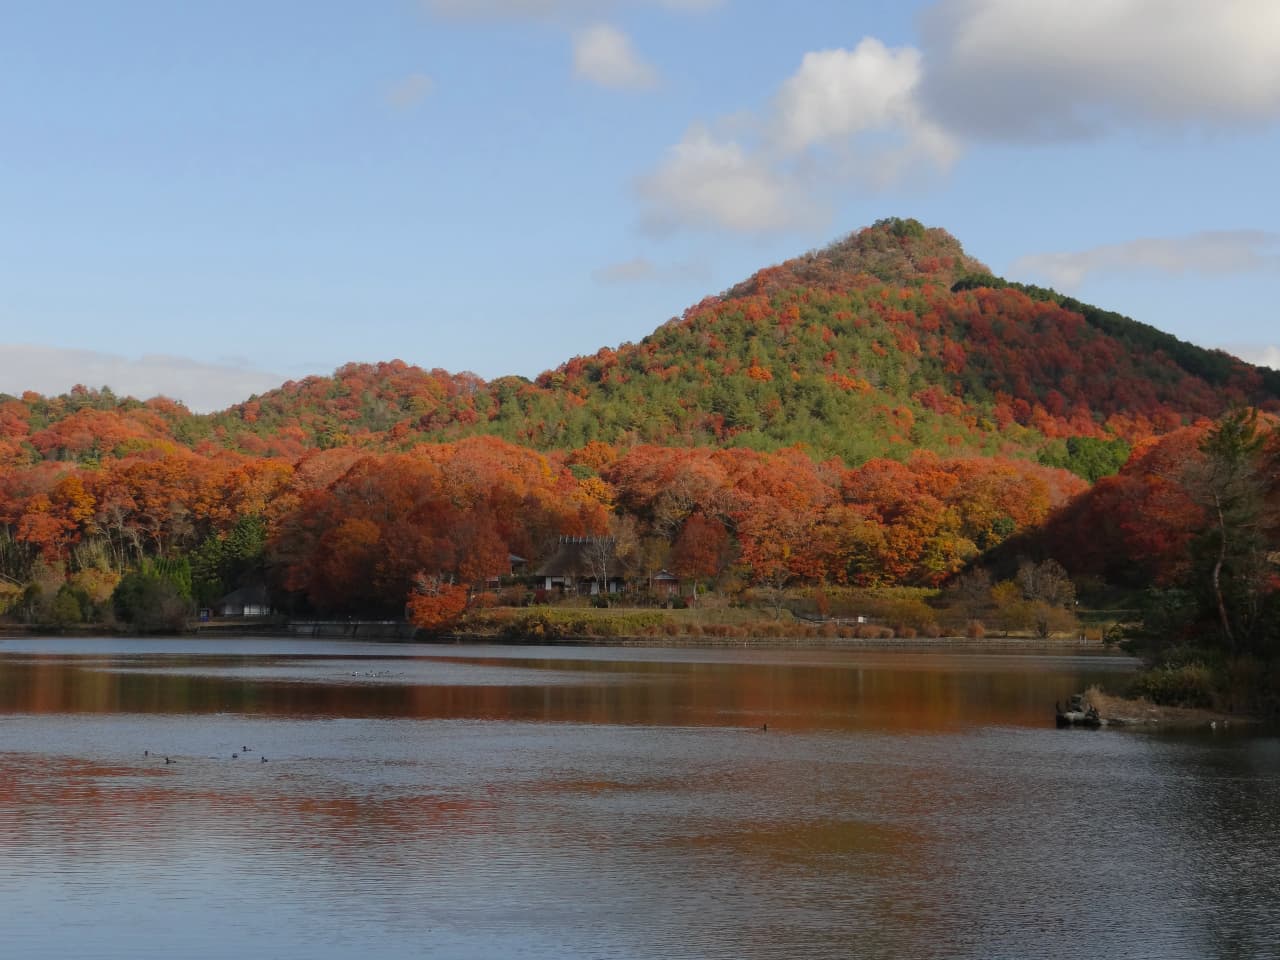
<box><xmin>966</xmin><ymin>619</ymin><xmax>986</xmax><ymax>639</ymax></box>
<box><xmin>497</xmin><ymin>586</ymin><xmax>525</xmax><ymax>606</ymax></box>
<box><xmin>407</xmin><ymin>578</ymin><xmax>469</xmax><ymax>632</ymax></box>
<box><xmin>69</xmin><ymin>568</ymin><xmax>119</xmax><ymax>608</ymax></box>
<box><xmin>112</xmin><ymin>569</ymin><xmax>190</xmax><ymax>633</ymax></box>
<box><xmin>1129</xmin><ymin>663</ymin><xmax>1216</xmax><ymax>709</ymax></box>
<box><xmin>49</xmin><ymin>586</ymin><xmax>85</xmax><ymax>627</ymax></box>
<box><xmin>0</xmin><ymin>582</ymin><xmax>20</xmax><ymax>617</ymax></box>
<box><xmin>877</xmin><ymin>597</ymin><xmax>937</xmax><ymax>632</ymax></box>
<box><xmin>1032</xmin><ymin>600</ymin><xmax>1078</xmax><ymax>639</ymax></box>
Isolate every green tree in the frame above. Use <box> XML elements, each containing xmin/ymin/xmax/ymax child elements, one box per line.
<box><xmin>1039</xmin><ymin>436</ymin><xmax>1131</xmax><ymax>482</ymax></box>
<box><xmin>1190</xmin><ymin>409</ymin><xmax>1267</xmax><ymax>653</ymax></box>
<box><xmin>190</xmin><ymin>515</ymin><xmax>267</xmax><ymax>607</ymax></box>
<box><xmin>49</xmin><ymin>585</ymin><xmax>85</xmax><ymax>626</ymax></box>
<box><xmin>112</xmin><ymin>560</ymin><xmax>192</xmax><ymax>633</ymax></box>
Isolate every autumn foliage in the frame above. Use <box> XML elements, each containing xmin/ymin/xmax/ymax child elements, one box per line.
<box><xmin>1</xmin><ymin>219</ymin><xmax>1277</xmax><ymax>628</ymax></box>
<box><xmin>406</xmin><ymin>574</ymin><xmax>469</xmax><ymax>632</ymax></box>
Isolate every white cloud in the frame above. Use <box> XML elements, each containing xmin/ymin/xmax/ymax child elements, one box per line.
<box><xmin>771</xmin><ymin>38</ymin><xmax>959</xmax><ymax>186</ymax></box>
<box><xmin>920</xmin><ymin>0</ymin><xmax>1280</xmax><ymax>140</ymax></box>
<box><xmin>636</xmin><ymin>125</ymin><xmax>815</xmax><ymax>233</ymax></box>
<box><xmin>574</xmin><ymin>24</ymin><xmax>658</xmax><ymax>89</ymax></box>
<box><xmin>0</xmin><ymin>345</ymin><xmax>286</xmax><ymax>414</ymax></box>
<box><xmin>387</xmin><ymin>72</ymin><xmax>434</xmax><ymax>108</ymax></box>
<box><xmin>1012</xmin><ymin>230</ymin><xmax>1280</xmax><ymax>288</ymax></box>
<box><xmin>1225</xmin><ymin>344</ymin><xmax>1280</xmax><ymax>370</ymax></box>
<box><xmin>637</xmin><ymin>38</ymin><xmax>955</xmax><ymax>233</ymax></box>
<box><xmin>776</xmin><ymin>41</ymin><xmax>919</xmax><ymax>150</ymax></box>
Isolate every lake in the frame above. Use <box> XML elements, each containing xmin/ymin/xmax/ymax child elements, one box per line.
<box><xmin>1</xmin><ymin>638</ymin><xmax>1277</xmax><ymax>959</ymax></box>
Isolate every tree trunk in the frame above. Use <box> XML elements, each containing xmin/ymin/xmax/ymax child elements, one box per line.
<box><xmin>1211</xmin><ymin>494</ymin><xmax>1235</xmax><ymax>653</ymax></box>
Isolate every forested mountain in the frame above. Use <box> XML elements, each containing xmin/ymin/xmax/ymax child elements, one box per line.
<box><xmin>198</xmin><ymin>219</ymin><xmax>1280</xmax><ymax>466</ymax></box>
<box><xmin>1</xmin><ymin>219</ymin><xmax>1276</xmax><ymax>657</ymax></box>
<box><xmin>3</xmin><ymin>218</ymin><xmax>1275</xmax><ymax>474</ymax></box>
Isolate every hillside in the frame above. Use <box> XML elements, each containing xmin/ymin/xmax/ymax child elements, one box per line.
<box><xmin>3</xmin><ymin>218</ymin><xmax>1276</xmax><ymax>474</ymax></box>
<box><xmin>2</xmin><ymin>217</ymin><xmax>1278</xmax><ymax>637</ymax></box>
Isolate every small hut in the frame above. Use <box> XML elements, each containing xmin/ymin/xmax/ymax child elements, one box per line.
<box><xmin>650</xmin><ymin>569</ymin><xmax>681</xmax><ymax>598</ymax></box>
<box><xmin>215</xmin><ymin>584</ymin><xmax>273</xmax><ymax>618</ymax></box>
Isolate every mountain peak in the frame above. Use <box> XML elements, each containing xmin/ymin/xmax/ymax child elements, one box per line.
<box><xmin>727</xmin><ymin>218</ymin><xmax>989</xmax><ymax>300</ymax></box>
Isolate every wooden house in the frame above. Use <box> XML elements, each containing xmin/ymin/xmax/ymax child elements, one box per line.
<box><xmin>650</xmin><ymin>569</ymin><xmax>681</xmax><ymax>598</ymax></box>
<box><xmin>216</xmin><ymin>584</ymin><xmax>273</xmax><ymax>618</ymax></box>
<box><xmin>533</xmin><ymin>536</ymin><xmax>625</xmax><ymax>596</ymax></box>
<box><xmin>485</xmin><ymin>553</ymin><xmax>528</xmax><ymax>589</ymax></box>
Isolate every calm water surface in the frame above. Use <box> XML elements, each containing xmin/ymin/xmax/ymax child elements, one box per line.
<box><xmin>1</xmin><ymin>638</ymin><xmax>1277</xmax><ymax>959</ymax></box>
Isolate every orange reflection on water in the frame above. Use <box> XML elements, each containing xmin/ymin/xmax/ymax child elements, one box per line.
<box><xmin>0</xmin><ymin>648</ymin><xmax>1128</xmax><ymax>731</ymax></box>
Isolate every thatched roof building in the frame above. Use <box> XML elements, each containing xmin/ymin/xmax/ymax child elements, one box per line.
<box><xmin>533</xmin><ymin>536</ymin><xmax>624</xmax><ymax>595</ymax></box>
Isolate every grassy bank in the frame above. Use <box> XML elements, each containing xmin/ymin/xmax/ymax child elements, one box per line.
<box><xmin>1084</xmin><ymin>685</ymin><xmax>1261</xmax><ymax>728</ymax></box>
<box><xmin>1118</xmin><ymin>654</ymin><xmax>1279</xmax><ymax>718</ymax></box>
<box><xmin>450</xmin><ymin>601</ymin><xmax>1097</xmax><ymax>645</ymax></box>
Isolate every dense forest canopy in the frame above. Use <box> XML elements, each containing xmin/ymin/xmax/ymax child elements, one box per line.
<box><xmin>4</xmin><ymin>219</ymin><xmax>1273</xmax><ymax>470</ymax></box>
<box><xmin>2</xmin><ymin>219</ymin><xmax>1277</xmax><ymax>686</ymax></box>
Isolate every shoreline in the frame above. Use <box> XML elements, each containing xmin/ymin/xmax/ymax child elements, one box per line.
<box><xmin>1082</xmin><ymin>686</ymin><xmax>1261</xmax><ymax>728</ymax></box>
<box><xmin>0</xmin><ymin>620</ymin><xmax>1122</xmax><ymax>654</ymax></box>
<box><xmin>435</xmin><ymin>632</ymin><xmax>1115</xmax><ymax>652</ymax></box>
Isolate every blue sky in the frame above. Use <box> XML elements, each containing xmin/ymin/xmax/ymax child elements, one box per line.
<box><xmin>2</xmin><ymin>0</ymin><xmax>1279</xmax><ymax>411</ymax></box>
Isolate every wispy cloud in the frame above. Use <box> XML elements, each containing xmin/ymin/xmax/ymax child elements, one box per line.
<box><xmin>421</xmin><ymin>0</ymin><xmax>722</xmax><ymax>21</ymax></box>
<box><xmin>573</xmin><ymin>24</ymin><xmax>658</xmax><ymax>89</ymax></box>
<box><xmin>0</xmin><ymin>345</ymin><xmax>287</xmax><ymax>413</ymax></box>
<box><xmin>637</xmin><ymin>124</ymin><xmax>817</xmax><ymax>234</ymax></box>
<box><xmin>592</xmin><ymin>257</ymin><xmax>659</xmax><ymax>283</ymax></box>
<box><xmin>591</xmin><ymin>255</ymin><xmax>709</xmax><ymax>284</ymax></box>
<box><xmin>387</xmin><ymin>72</ymin><xmax>434</xmax><ymax>109</ymax></box>
<box><xmin>1011</xmin><ymin>230</ymin><xmax>1280</xmax><ymax>288</ymax></box>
